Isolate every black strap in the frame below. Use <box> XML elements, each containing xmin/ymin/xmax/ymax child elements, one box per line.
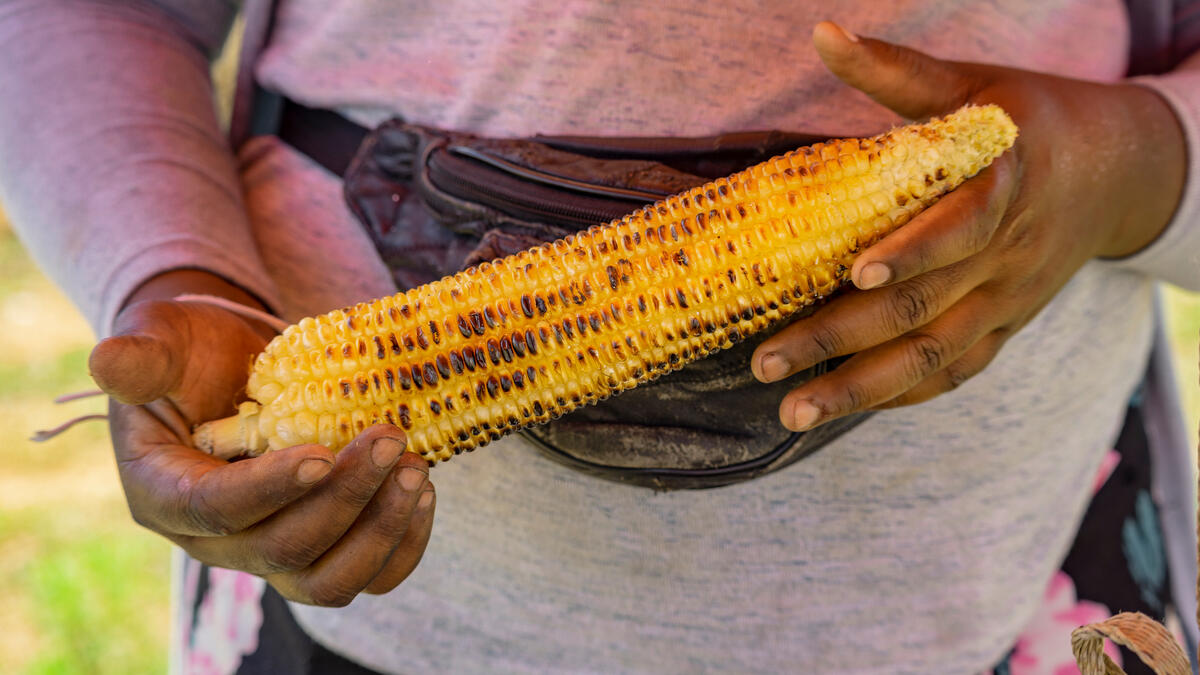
<box><xmin>1122</xmin><ymin>0</ymin><xmax>1200</xmax><ymax>76</ymax></box>
<box><xmin>278</xmin><ymin>99</ymin><xmax>369</xmax><ymax>176</ymax></box>
<box><xmin>229</xmin><ymin>574</ymin><xmax>382</xmax><ymax>674</ymax></box>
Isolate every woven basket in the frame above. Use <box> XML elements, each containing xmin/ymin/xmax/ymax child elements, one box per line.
<box><xmin>1071</xmin><ymin>612</ymin><xmax>1190</xmax><ymax>675</ymax></box>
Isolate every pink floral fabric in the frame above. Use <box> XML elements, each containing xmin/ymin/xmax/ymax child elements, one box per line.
<box><xmin>1002</xmin><ymin>571</ymin><xmax>1123</xmax><ymax>674</ymax></box>
<box><xmin>1091</xmin><ymin>450</ymin><xmax>1121</xmax><ymax>496</ymax></box>
<box><xmin>178</xmin><ymin>565</ymin><xmax>267</xmax><ymax>675</ymax></box>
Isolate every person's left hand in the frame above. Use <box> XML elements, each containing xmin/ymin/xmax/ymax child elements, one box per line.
<box><xmin>751</xmin><ymin>22</ymin><xmax>1186</xmax><ymax>431</ymax></box>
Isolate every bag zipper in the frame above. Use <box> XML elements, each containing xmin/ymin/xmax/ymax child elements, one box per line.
<box><xmin>426</xmin><ymin>145</ymin><xmax>666</xmax><ymax>228</ymax></box>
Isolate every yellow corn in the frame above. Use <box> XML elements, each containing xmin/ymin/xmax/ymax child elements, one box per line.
<box><xmin>193</xmin><ymin>104</ymin><xmax>1017</xmax><ymax>462</ymax></box>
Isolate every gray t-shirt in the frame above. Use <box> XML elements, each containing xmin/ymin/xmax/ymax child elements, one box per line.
<box><xmin>245</xmin><ymin>1</ymin><xmax>1199</xmax><ymax>672</ymax></box>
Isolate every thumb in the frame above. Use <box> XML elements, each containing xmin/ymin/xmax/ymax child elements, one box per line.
<box><xmin>89</xmin><ymin>333</ymin><xmax>181</xmax><ymax>405</ymax></box>
<box><xmin>812</xmin><ymin>21</ymin><xmax>976</xmax><ymax>120</ymax></box>
<box><xmin>89</xmin><ymin>301</ymin><xmax>192</xmax><ymax>404</ymax></box>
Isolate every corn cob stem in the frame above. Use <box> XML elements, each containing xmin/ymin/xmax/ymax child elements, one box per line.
<box><xmin>194</xmin><ymin>104</ymin><xmax>1018</xmax><ymax>463</ymax></box>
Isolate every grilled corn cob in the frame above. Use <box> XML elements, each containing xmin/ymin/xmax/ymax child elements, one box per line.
<box><xmin>194</xmin><ymin>104</ymin><xmax>1018</xmax><ymax>462</ymax></box>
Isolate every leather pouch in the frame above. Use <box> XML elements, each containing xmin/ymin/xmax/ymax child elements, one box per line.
<box><xmin>343</xmin><ymin>119</ymin><xmax>870</xmax><ymax>489</ymax></box>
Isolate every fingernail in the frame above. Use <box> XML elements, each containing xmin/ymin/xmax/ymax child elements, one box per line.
<box><xmin>371</xmin><ymin>437</ymin><xmax>405</xmax><ymax>468</ymax></box>
<box><xmin>834</xmin><ymin>22</ymin><xmax>859</xmax><ymax>43</ymax></box>
<box><xmin>398</xmin><ymin>466</ymin><xmax>427</xmax><ymax>492</ymax></box>
<box><xmin>759</xmin><ymin>353</ymin><xmax>790</xmax><ymax>382</ymax></box>
<box><xmin>297</xmin><ymin>458</ymin><xmax>332</xmax><ymax>485</ymax></box>
<box><xmin>858</xmin><ymin>262</ymin><xmax>892</xmax><ymax>289</ymax></box>
<box><xmin>417</xmin><ymin>489</ymin><xmax>434</xmax><ymax>510</ymax></box>
<box><xmin>790</xmin><ymin>400</ymin><xmax>823</xmax><ymax>431</ymax></box>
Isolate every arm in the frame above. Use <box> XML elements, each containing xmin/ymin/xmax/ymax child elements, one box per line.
<box><xmin>751</xmin><ymin>22</ymin><xmax>1193</xmax><ymax>430</ymax></box>
<box><xmin>0</xmin><ymin>0</ymin><xmax>277</xmax><ymax>333</ymax></box>
<box><xmin>0</xmin><ymin>0</ymin><xmax>434</xmax><ymax>605</ymax></box>
<box><xmin>1110</xmin><ymin>48</ymin><xmax>1200</xmax><ymax>289</ymax></box>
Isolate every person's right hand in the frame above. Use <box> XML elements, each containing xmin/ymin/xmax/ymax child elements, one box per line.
<box><xmin>89</xmin><ymin>290</ymin><xmax>436</xmax><ymax>607</ymax></box>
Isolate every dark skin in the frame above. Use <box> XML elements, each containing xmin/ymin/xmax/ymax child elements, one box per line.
<box><xmin>750</xmin><ymin>23</ymin><xmax>1186</xmax><ymax>430</ymax></box>
<box><xmin>90</xmin><ymin>270</ymin><xmax>435</xmax><ymax>607</ymax></box>
<box><xmin>87</xmin><ymin>23</ymin><xmax>1186</xmax><ymax>607</ymax></box>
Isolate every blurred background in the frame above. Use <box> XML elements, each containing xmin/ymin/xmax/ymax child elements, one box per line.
<box><xmin>0</xmin><ymin>24</ymin><xmax>245</xmax><ymax>673</ymax></box>
<box><xmin>1</xmin><ymin>22</ymin><xmax>1199</xmax><ymax>674</ymax></box>
<box><xmin>0</xmin><ymin>215</ymin><xmax>171</xmax><ymax>673</ymax></box>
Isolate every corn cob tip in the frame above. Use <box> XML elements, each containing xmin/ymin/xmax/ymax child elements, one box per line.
<box><xmin>193</xmin><ymin>402</ymin><xmax>265</xmax><ymax>459</ymax></box>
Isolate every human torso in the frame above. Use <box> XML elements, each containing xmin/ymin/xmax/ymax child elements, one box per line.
<box><xmin>245</xmin><ymin>2</ymin><xmax>1148</xmax><ymax>672</ymax></box>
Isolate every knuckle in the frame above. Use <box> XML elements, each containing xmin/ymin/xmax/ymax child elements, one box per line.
<box><xmin>961</xmin><ymin>218</ymin><xmax>996</xmax><ymax>255</ymax></box>
<box><xmin>170</xmin><ymin>461</ymin><xmax>239</xmax><ymax>536</ymax></box>
<box><xmin>359</xmin><ymin>498</ymin><xmax>413</xmax><ymax>547</ymax></box>
<box><xmin>941</xmin><ymin>338</ymin><xmax>1004</xmax><ymax>394</ymax></box>
<box><xmin>943</xmin><ymin>362</ymin><xmax>971</xmax><ymax>391</ymax></box>
<box><xmin>884</xmin><ymin>283</ymin><xmax>935</xmax><ymax>332</ymax></box>
<box><xmin>944</xmin><ymin>352</ymin><xmax>988</xmax><ymax>392</ymax></box>
<box><xmin>183</xmin><ymin>487</ymin><xmax>236</xmax><ymax>536</ymax></box>
<box><xmin>997</xmin><ymin>211</ymin><xmax>1040</xmax><ymax>260</ymax></box>
<box><xmin>261</xmin><ymin>534</ymin><xmax>324</xmax><ymax>572</ymax></box>
<box><xmin>375</xmin><ymin>509</ymin><xmax>415</xmax><ymax>545</ymax></box>
<box><xmin>335</xmin><ymin>471</ymin><xmax>385</xmax><ymax>510</ymax></box>
<box><xmin>905</xmin><ymin>332</ymin><xmax>951</xmax><ymax>379</ymax></box>
<box><xmin>891</xmin><ymin>45</ymin><xmax>927</xmax><ymax>83</ymax></box>
<box><xmin>806</xmin><ymin>322</ymin><xmax>845</xmax><ymax>361</ymax></box>
<box><xmin>948</xmin><ymin>74</ymin><xmax>980</xmax><ymax>109</ymax></box>
<box><xmin>911</xmin><ymin>241</ymin><xmax>940</xmax><ymax>274</ymax></box>
<box><xmin>306</xmin><ymin>581</ymin><xmax>359</xmax><ymax>608</ymax></box>
<box><xmin>835</xmin><ymin>379</ymin><xmax>872</xmax><ymax>415</ymax></box>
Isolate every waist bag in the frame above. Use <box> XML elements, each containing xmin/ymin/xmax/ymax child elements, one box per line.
<box><xmin>281</xmin><ymin>104</ymin><xmax>872</xmax><ymax>489</ymax></box>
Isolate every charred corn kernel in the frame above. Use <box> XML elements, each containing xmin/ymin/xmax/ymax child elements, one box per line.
<box><xmin>193</xmin><ymin>104</ymin><xmax>1018</xmax><ymax>462</ymax></box>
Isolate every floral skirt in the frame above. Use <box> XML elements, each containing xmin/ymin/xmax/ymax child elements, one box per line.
<box><xmin>172</xmin><ymin>389</ymin><xmax>1190</xmax><ymax>675</ymax></box>
<box><xmin>987</xmin><ymin>389</ymin><xmax>1187</xmax><ymax>674</ymax></box>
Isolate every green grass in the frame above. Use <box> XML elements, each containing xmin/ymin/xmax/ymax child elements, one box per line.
<box><xmin>0</xmin><ymin>32</ymin><xmax>239</xmax><ymax>671</ymax></box>
<box><xmin>9</xmin><ymin>514</ymin><xmax>169</xmax><ymax>675</ymax></box>
<box><xmin>0</xmin><ymin>348</ymin><xmax>90</xmax><ymax>399</ymax></box>
<box><xmin>0</xmin><ymin>446</ymin><xmax>172</xmax><ymax>675</ymax></box>
<box><xmin>0</xmin><ymin>220</ymin><xmax>171</xmax><ymax>674</ymax></box>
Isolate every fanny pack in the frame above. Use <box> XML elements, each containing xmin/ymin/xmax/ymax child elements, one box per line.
<box><xmin>279</xmin><ymin>101</ymin><xmax>871</xmax><ymax>489</ymax></box>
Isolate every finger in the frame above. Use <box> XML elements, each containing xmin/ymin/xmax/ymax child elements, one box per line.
<box><xmin>89</xmin><ymin>332</ymin><xmax>179</xmax><ymax>405</ymax></box>
<box><xmin>776</xmin><ymin>293</ymin><xmax>996</xmax><ymax>431</ymax></box>
<box><xmin>187</xmin><ymin>425</ymin><xmax>407</xmax><ymax>574</ymax></box>
<box><xmin>850</xmin><ymin>155</ymin><xmax>1016</xmax><ymax>290</ymax></box>
<box><xmin>364</xmin><ymin>483</ymin><xmax>436</xmax><ymax>595</ymax></box>
<box><xmin>872</xmin><ymin>330</ymin><xmax>1009</xmax><ymax>409</ymax></box>
<box><xmin>267</xmin><ymin>453</ymin><xmax>431</xmax><ymax>607</ymax></box>
<box><xmin>112</xmin><ymin>401</ymin><xmax>334</xmax><ymax>536</ymax></box>
<box><xmin>91</xmin><ymin>300</ymin><xmax>197</xmax><ymax>404</ymax></box>
<box><xmin>92</xmin><ymin>300</ymin><xmax>268</xmax><ymax>420</ymax></box>
<box><xmin>812</xmin><ymin>21</ymin><xmax>979</xmax><ymax>120</ymax></box>
<box><xmin>752</xmin><ymin>264</ymin><xmax>974</xmax><ymax>383</ymax></box>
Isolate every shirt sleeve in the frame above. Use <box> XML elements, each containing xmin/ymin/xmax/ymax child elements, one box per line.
<box><xmin>1110</xmin><ymin>50</ymin><xmax>1200</xmax><ymax>291</ymax></box>
<box><xmin>146</xmin><ymin>0</ymin><xmax>241</xmax><ymax>60</ymax></box>
<box><xmin>0</xmin><ymin>0</ymin><xmax>279</xmax><ymax>336</ymax></box>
